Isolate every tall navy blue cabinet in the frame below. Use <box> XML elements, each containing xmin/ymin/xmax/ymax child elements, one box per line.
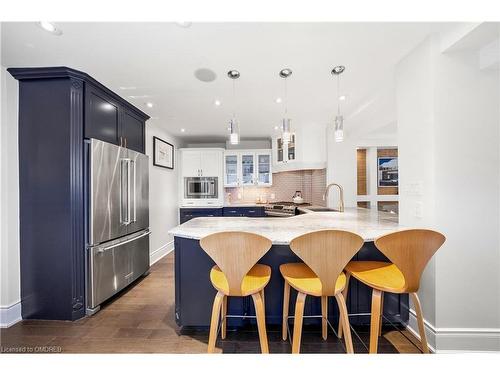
<box><xmin>8</xmin><ymin>67</ymin><xmax>150</xmax><ymax>321</ymax></box>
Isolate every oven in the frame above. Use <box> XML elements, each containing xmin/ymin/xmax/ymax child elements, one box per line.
<box><xmin>184</xmin><ymin>177</ymin><xmax>218</xmax><ymax>199</ymax></box>
<box><xmin>264</xmin><ymin>201</ymin><xmax>310</xmax><ymax>217</ymax></box>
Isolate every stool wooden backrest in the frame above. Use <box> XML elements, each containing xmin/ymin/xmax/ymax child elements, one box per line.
<box><xmin>289</xmin><ymin>230</ymin><xmax>364</xmax><ymax>296</ymax></box>
<box><xmin>200</xmin><ymin>231</ymin><xmax>272</xmax><ymax>296</ymax></box>
<box><xmin>374</xmin><ymin>229</ymin><xmax>446</xmax><ymax>293</ymax></box>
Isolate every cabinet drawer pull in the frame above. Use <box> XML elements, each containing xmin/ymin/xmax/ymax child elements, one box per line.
<box><xmin>248</xmin><ymin>210</ymin><xmax>256</xmax><ymax>213</ymax></box>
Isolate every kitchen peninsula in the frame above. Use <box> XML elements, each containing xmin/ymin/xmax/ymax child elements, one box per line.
<box><xmin>169</xmin><ymin>208</ymin><xmax>409</xmax><ymax>329</ymax></box>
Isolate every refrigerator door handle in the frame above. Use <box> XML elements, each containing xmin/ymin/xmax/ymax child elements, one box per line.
<box><xmin>132</xmin><ymin>159</ymin><xmax>137</xmax><ymax>223</ymax></box>
<box><xmin>119</xmin><ymin>159</ymin><xmax>124</xmax><ymax>225</ymax></box>
<box><xmin>120</xmin><ymin>158</ymin><xmax>132</xmax><ymax>225</ymax></box>
<box><xmin>127</xmin><ymin>159</ymin><xmax>131</xmax><ymax>225</ymax></box>
<box><xmin>97</xmin><ymin>230</ymin><xmax>151</xmax><ymax>253</ymax></box>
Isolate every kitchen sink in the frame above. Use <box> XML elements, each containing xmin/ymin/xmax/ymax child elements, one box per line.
<box><xmin>306</xmin><ymin>207</ymin><xmax>338</xmax><ymax>212</ymax></box>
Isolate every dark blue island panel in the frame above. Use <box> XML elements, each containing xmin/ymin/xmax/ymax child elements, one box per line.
<box><xmin>179</xmin><ymin>208</ymin><xmax>223</xmax><ymax>224</ymax></box>
<box><xmin>174</xmin><ymin>237</ymin><xmax>409</xmax><ymax>329</ymax></box>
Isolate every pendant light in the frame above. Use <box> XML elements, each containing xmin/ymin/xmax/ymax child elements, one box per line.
<box><xmin>279</xmin><ymin>68</ymin><xmax>293</xmax><ymax>145</ymax></box>
<box><xmin>331</xmin><ymin>65</ymin><xmax>345</xmax><ymax>142</ymax></box>
<box><xmin>227</xmin><ymin>70</ymin><xmax>240</xmax><ymax>145</ymax></box>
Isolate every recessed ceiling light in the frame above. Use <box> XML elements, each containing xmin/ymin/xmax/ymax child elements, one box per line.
<box><xmin>194</xmin><ymin>68</ymin><xmax>217</xmax><ymax>83</ymax></box>
<box><xmin>180</xmin><ymin>128</ymin><xmax>186</xmax><ymax>133</ymax></box>
<box><xmin>275</xmin><ymin>97</ymin><xmax>282</xmax><ymax>103</ymax></box>
<box><xmin>38</xmin><ymin>22</ymin><xmax>62</xmax><ymax>36</ymax></box>
<box><xmin>214</xmin><ymin>99</ymin><xmax>221</xmax><ymax>107</ymax></box>
<box><xmin>274</xmin><ymin>126</ymin><xmax>279</xmax><ymax>130</ymax></box>
<box><xmin>175</xmin><ymin>22</ymin><xmax>192</xmax><ymax>28</ymax></box>
<box><xmin>119</xmin><ymin>86</ymin><xmax>137</xmax><ymax>90</ymax></box>
<box><xmin>146</xmin><ymin>102</ymin><xmax>154</xmax><ymax>108</ymax></box>
<box><xmin>339</xmin><ymin>95</ymin><xmax>347</xmax><ymax>101</ymax></box>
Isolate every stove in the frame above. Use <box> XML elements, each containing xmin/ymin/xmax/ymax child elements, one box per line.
<box><xmin>264</xmin><ymin>201</ymin><xmax>310</xmax><ymax>217</ymax></box>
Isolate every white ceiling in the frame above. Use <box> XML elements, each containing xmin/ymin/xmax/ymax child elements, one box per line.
<box><xmin>1</xmin><ymin>22</ymin><xmax>447</xmax><ymax>141</ymax></box>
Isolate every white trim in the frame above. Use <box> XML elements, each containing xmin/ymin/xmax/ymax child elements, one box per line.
<box><xmin>150</xmin><ymin>240</ymin><xmax>174</xmax><ymax>265</ymax></box>
<box><xmin>406</xmin><ymin>308</ymin><xmax>500</xmax><ymax>353</ymax></box>
<box><xmin>0</xmin><ymin>301</ymin><xmax>22</xmax><ymax>328</ymax></box>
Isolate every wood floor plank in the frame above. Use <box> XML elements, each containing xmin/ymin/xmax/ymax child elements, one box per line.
<box><xmin>0</xmin><ymin>252</ymin><xmax>420</xmax><ymax>354</ymax></box>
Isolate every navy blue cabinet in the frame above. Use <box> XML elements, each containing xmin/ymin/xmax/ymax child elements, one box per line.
<box><xmin>85</xmin><ymin>83</ymin><xmax>120</xmax><ymax>146</ymax></box>
<box><xmin>179</xmin><ymin>206</ymin><xmax>265</xmax><ymax>224</ymax></box>
<box><xmin>223</xmin><ymin>206</ymin><xmax>265</xmax><ymax>217</ymax></box>
<box><xmin>179</xmin><ymin>208</ymin><xmax>223</xmax><ymax>224</ymax></box>
<box><xmin>8</xmin><ymin>67</ymin><xmax>149</xmax><ymax>321</ymax></box>
<box><xmin>85</xmin><ymin>83</ymin><xmax>147</xmax><ymax>153</ymax></box>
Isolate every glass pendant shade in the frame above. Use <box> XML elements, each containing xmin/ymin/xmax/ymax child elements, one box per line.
<box><xmin>281</xmin><ymin>118</ymin><xmax>292</xmax><ymax>144</ymax></box>
<box><xmin>229</xmin><ymin>118</ymin><xmax>240</xmax><ymax>145</ymax></box>
<box><xmin>334</xmin><ymin>115</ymin><xmax>344</xmax><ymax>142</ymax></box>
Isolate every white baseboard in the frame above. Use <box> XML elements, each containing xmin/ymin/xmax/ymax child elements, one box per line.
<box><xmin>406</xmin><ymin>308</ymin><xmax>500</xmax><ymax>353</ymax></box>
<box><xmin>0</xmin><ymin>301</ymin><xmax>22</xmax><ymax>328</ymax></box>
<box><xmin>150</xmin><ymin>240</ymin><xmax>174</xmax><ymax>265</ymax></box>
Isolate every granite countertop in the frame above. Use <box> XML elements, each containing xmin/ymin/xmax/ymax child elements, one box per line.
<box><xmin>169</xmin><ymin>208</ymin><xmax>402</xmax><ymax>244</ymax></box>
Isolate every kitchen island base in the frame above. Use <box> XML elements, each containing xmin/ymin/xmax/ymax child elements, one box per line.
<box><xmin>174</xmin><ymin>237</ymin><xmax>409</xmax><ymax>329</ymax></box>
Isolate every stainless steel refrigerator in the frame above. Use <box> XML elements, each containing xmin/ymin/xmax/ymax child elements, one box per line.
<box><xmin>86</xmin><ymin>138</ymin><xmax>150</xmax><ymax>314</ymax></box>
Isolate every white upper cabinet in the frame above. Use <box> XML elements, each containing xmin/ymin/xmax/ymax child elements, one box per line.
<box><xmin>272</xmin><ymin>127</ymin><xmax>326</xmax><ymax>172</ymax></box>
<box><xmin>275</xmin><ymin>134</ymin><xmax>296</xmax><ymax>164</ymax></box>
<box><xmin>181</xmin><ymin>149</ymin><xmax>202</xmax><ymax>177</ymax></box>
<box><xmin>256</xmin><ymin>151</ymin><xmax>272</xmax><ymax>185</ymax></box>
<box><xmin>240</xmin><ymin>152</ymin><xmax>255</xmax><ymax>185</ymax></box>
<box><xmin>181</xmin><ymin>148</ymin><xmax>223</xmax><ymax>177</ymax></box>
<box><xmin>200</xmin><ymin>150</ymin><xmax>223</xmax><ymax>177</ymax></box>
<box><xmin>224</xmin><ymin>153</ymin><xmax>239</xmax><ymax>186</ymax></box>
<box><xmin>224</xmin><ymin>149</ymin><xmax>272</xmax><ymax>187</ymax></box>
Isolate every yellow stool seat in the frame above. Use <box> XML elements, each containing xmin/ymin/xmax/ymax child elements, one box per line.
<box><xmin>210</xmin><ymin>264</ymin><xmax>271</xmax><ymax>296</ymax></box>
<box><xmin>279</xmin><ymin>263</ymin><xmax>347</xmax><ymax>297</ymax></box>
<box><xmin>345</xmin><ymin>261</ymin><xmax>406</xmax><ymax>293</ymax></box>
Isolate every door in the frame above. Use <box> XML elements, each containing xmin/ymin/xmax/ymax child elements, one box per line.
<box><xmin>181</xmin><ymin>150</ymin><xmax>201</xmax><ymax>177</ymax></box>
<box><xmin>224</xmin><ymin>153</ymin><xmax>239</xmax><ymax>186</ymax></box>
<box><xmin>87</xmin><ymin>230</ymin><xmax>150</xmax><ymax>308</ymax></box>
<box><xmin>121</xmin><ymin>109</ymin><xmax>145</xmax><ymax>153</ymax></box>
<box><xmin>240</xmin><ymin>152</ymin><xmax>255</xmax><ymax>185</ymax></box>
<box><xmin>200</xmin><ymin>150</ymin><xmax>221</xmax><ymax>177</ymax></box>
<box><xmin>89</xmin><ymin>139</ymin><xmax>130</xmax><ymax>245</ymax></box>
<box><xmin>125</xmin><ymin>148</ymin><xmax>149</xmax><ymax>235</ymax></box>
<box><xmin>256</xmin><ymin>152</ymin><xmax>272</xmax><ymax>185</ymax></box>
<box><xmin>85</xmin><ymin>84</ymin><xmax>120</xmax><ymax>146</ymax></box>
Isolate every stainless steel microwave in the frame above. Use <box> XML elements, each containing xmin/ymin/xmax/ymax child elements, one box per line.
<box><xmin>184</xmin><ymin>177</ymin><xmax>218</xmax><ymax>199</ymax></box>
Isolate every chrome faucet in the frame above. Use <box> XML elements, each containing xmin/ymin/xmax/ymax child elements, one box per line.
<box><xmin>323</xmin><ymin>183</ymin><xmax>345</xmax><ymax>212</ymax></box>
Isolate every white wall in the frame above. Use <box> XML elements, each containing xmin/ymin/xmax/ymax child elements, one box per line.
<box><xmin>145</xmin><ymin>123</ymin><xmax>182</xmax><ymax>264</ymax></box>
<box><xmin>0</xmin><ymin>66</ymin><xmax>21</xmax><ymax>327</ymax></box>
<box><xmin>396</xmin><ymin>33</ymin><xmax>500</xmax><ymax>351</ymax></box>
<box><xmin>396</xmin><ymin>37</ymin><xmax>438</xmax><ymax>345</ymax></box>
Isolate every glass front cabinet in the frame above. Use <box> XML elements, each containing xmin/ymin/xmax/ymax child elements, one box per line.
<box><xmin>224</xmin><ymin>150</ymin><xmax>272</xmax><ymax>187</ymax></box>
<box><xmin>275</xmin><ymin>134</ymin><xmax>296</xmax><ymax>164</ymax></box>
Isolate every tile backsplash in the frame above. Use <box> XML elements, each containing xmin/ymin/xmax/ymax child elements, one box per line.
<box><xmin>225</xmin><ymin>169</ymin><xmax>326</xmax><ymax>206</ymax></box>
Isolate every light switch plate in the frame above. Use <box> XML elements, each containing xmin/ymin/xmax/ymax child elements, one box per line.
<box><xmin>415</xmin><ymin>201</ymin><xmax>423</xmax><ymax>218</ymax></box>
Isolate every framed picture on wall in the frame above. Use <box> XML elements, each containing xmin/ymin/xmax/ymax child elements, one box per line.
<box><xmin>153</xmin><ymin>136</ymin><xmax>174</xmax><ymax>169</ymax></box>
<box><xmin>377</xmin><ymin>157</ymin><xmax>398</xmax><ymax>187</ymax></box>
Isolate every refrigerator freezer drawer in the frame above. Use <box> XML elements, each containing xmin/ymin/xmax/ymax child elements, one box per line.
<box><xmin>87</xmin><ymin>230</ymin><xmax>150</xmax><ymax>309</ymax></box>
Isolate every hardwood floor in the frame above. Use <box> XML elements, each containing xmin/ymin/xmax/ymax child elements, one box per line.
<box><xmin>0</xmin><ymin>253</ymin><xmax>424</xmax><ymax>354</ymax></box>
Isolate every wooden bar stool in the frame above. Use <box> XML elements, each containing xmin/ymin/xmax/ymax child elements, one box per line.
<box><xmin>200</xmin><ymin>231</ymin><xmax>273</xmax><ymax>354</ymax></box>
<box><xmin>281</xmin><ymin>230</ymin><xmax>365</xmax><ymax>353</ymax></box>
<box><xmin>339</xmin><ymin>229</ymin><xmax>446</xmax><ymax>354</ymax></box>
